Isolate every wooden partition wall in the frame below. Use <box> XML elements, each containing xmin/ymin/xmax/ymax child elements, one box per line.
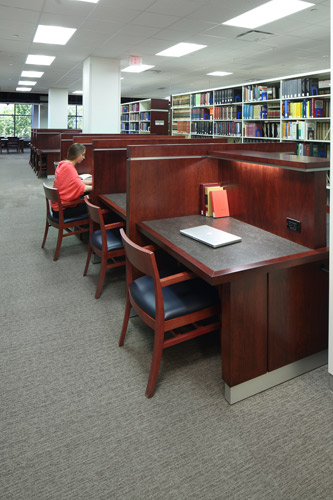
<box><xmin>92</xmin><ymin>137</ymin><xmax>228</xmax><ymax>199</ymax></box>
<box><xmin>125</xmin><ymin>142</ymin><xmax>297</xmax><ymax>245</ymax></box>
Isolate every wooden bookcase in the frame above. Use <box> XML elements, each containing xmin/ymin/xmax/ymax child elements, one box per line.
<box><xmin>121</xmin><ymin>98</ymin><xmax>169</xmax><ymax>135</ymax></box>
<box><xmin>171</xmin><ymin>70</ymin><xmax>330</xmax><ymax>158</ymax></box>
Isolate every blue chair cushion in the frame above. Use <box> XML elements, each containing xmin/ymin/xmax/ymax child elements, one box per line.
<box><xmin>130</xmin><ymin>274</ymin><xmax>219</xmax><ymax>321</ymax></box>
<box><xmin>91</xmin><ymin>229</ymin><xmax>123</xmax><ymax>251</ymax></box>
<box><xmin>48</xmin><ymin>212</ymin><xmax>88</xmax><ymax>224</ymax></box>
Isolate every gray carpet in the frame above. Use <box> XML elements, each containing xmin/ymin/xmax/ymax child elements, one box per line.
<box><xmin>0</xmin><ymin>153</ymin><xmax>332</xmax><ymax>500</ymax></box>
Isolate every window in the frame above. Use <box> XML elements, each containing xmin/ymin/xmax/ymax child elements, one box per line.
<box><xmin>68</xmin><ymin>105</ymin><xmax>83</xmax><ymax>129</ymax></box>
<box><xmin>0</xmin><ymin>104</ymin><xmax>32</xmax><ymax>138</ymax></box>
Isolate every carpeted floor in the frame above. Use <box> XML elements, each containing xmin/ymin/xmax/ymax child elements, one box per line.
<box><xmin>0</xmin><ymin>153</ymin><xmax>332</xmax><ymax>500</ymax></box>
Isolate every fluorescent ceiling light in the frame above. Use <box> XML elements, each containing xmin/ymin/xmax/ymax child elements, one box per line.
<box><xmin>73</xmin><ymin>0</ymin><xmax>99</xmax><ymax>3</ymax></box>
<box><xmin>73</xmin><ymin>90</ymin><xmax>83</xmax><ymax>94</ymax></box>
<box><xmin>16</xmin><ymin>87</ymin><xmax>32</xmax><ymax>92</ymax></box>
<box><xmin>156</xmin><ymin>42</ymin><xmax>207</xmax><ymax>57</ymax></box>
<box><xmin>121</xmin><ymin>64</ymin><xmax>155</xmax><ymax>73</ymax></box>
<box><xmin>207</xmin><ymin>71</ymin><xmax>233</xmax><ymax>77</ymax></box>
<box><xmin>33</xmin><ymin>25</ymin><xmax>76</xmax><ymax>45</ymax></box>
<box><xmin>21</xmin><ymin>71</ymin><xmax>44</xmax><ymax>78</ymax></box>
<box><xmin>26</xmin><ymin>55</ymin><xmax>55</xmax><ymax>66</ymax></box>
<box><xmin>18</xmin><ymin>80</ymin><xmax>37</xmax><ymax>86</ymax></box>
<box><xmin>223</xmin><ymin>0</ymin><xmax>314</xmax><ymax>29</ymax></box>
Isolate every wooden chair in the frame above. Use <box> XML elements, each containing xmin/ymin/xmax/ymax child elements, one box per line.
<box><xmin>6</xmin><ymin>137</ymin><xmax>20</xmax><ymax>153</ymax></box>
<box><xmin>41</xmin><ymin>183</ymin><xmax>89</xmax><ymax>261</ymax></box>
<box><xmin>119</xmin><ymin>228</ymin><xmax>221</xmax><ymax>398</ymax></box>
<box><xmin>83</xmin><ymin>197</ymin><xmax>125</xmax><ymax>298</ymax></box>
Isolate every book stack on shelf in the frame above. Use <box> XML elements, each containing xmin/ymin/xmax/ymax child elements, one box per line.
<box><xmin>171</xmin><ymin>70</ymin><xmax>330</xmax><ymax>156</ymax></box>
<box><xmin>120</xmin><ymin>98</ymin><xmax>168</xmax><ymax>135</ymax></box>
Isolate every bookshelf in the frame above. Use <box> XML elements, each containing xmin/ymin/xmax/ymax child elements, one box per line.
<box><xmin>171</xmin><ymin>70</ymin><xmax>330</xmax><ymax>157</ymax></box>
<box><xmin>121</xmin><ymin>98</ymin><xmax>169</xmax><ymax>135</ymax></box>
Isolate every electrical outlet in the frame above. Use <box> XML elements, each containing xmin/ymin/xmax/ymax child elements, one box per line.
<box><xmin>287</xmin><ymin>217</ymin><xmax>301</xmax><ymax>232</ymax></box>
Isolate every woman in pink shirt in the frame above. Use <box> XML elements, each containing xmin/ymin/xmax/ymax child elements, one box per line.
<box><xmin>51</xmin><ymin>143</ymin><xmax>92</xmax><ymax>219</ymax></box>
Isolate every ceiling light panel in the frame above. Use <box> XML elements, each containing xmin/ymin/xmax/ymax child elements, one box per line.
<box><xmin>21</xmin><ymin>71</ymin><xmax>44</xmax><ymax>78</ymax></box>
<box><xmin>156</xmin><ymin>42</ymin><xmax>207</xmax><ymax>57</ymax></box>
<box><xmin>26</xmin><ymin>55</ymin><xmax>55</xmax><ymax>66</ymax></box>
<box><xmin>207</xmin><ymin>71</ymin><xmax>233</xmax><ymax>76</ymax></box>
<box><xmin>16</xmin><ymin>87</ymin><xmax>32</xmax><ymax>92</ymax></box>
<box><xmin>33</xmin><ymin>25</ymin><xmax>77</xmax><ymax>45</ymax></box>
<box><xmin>223</xmin><ymin>0</ymin><xmax>315</xmax><ymax>30</ymax></box>
<box><xmin>121</xmin><ymin>65</ymin><xmax>155</xmax><ymax>73</ymax></box>
<box><xmin>18</xmin><ymin>81</ymin><xmax>37</xmax><ymax>86</ymax></box>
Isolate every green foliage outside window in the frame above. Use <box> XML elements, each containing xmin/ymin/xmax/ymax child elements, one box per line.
<box><xmin>68</xmin><ymin>105</ymin><xmax>83</xmax><ymax>129</ymax></box>
<box><xmin>0</xmin><ymin>104</ymin><xmax>32</xmax><ymax>138</ymax></box>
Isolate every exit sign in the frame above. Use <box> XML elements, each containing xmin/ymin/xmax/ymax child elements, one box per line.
<box><xmin>129</xmin><ymin>56</ymin><xmax>142</xmax><ymax>66</ymax></box>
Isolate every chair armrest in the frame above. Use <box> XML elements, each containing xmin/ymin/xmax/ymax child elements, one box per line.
<box><xmin>105</xmin><ymin>221</ymin><xmax>125</xmax><ymax>230</ymax></box>
<box><xmin>143</xmin><ymin>244</ymin><xmax>157</xmax><ymax>252</ymax></box>
<box><xmin>160</xmin><ymin>271</ymin><xmax>196</xmax><ymax>287</ymax></box>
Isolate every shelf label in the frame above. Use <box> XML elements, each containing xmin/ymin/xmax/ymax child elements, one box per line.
<box><xmin>155</xmin><ymin>120</ymin><xmax>165</xmax><ymax>126</ymax></box>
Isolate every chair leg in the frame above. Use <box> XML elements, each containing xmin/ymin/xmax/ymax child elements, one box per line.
<box><xmin>53</xmin><ymin>230</ymin><xmax>63</xmax><ymax>261</ymax></box>
<box><xmin>41</xmin><ymin>221</ymin><xmax>49</xmax><ymax>248</ymax></box>
<box><xmin>145</xmin><ymin>328</ymin><xmax>164</xmax><ymax>398</ymax></box>
<box><xmin>119</xmin><ymin>292</ymin><xmax>131</xmax><ymax>346</ymax></box>
<box><xmin>95</xmin><ymin>253</ymin><xmax>107</xmax><ymax>299</ymax></box>
<box><xmin>83</xmin><ymin>243</ymin><xmax>92</xmax><ymax>276</ymax></box>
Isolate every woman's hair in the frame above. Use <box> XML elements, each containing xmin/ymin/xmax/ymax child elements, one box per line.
<box><xmin>66</xmin><ymin>143</ymin><xmax>86</xmax><ymax>161</ymax></box>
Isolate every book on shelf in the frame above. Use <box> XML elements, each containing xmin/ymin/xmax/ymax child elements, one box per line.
<box><xmin>200</xmin><ymin>182</ymin><xmax>220</xmax><ymax>216</ymax></box>
<box><xmin>312</xmin><ymin>98</ymin><xmax>325</xmax><ymax>117</ymax></box>
<box><xmin>211</xmin><ymin>189</ymin><xmax>230</xmax><ymax>218</ymax></box>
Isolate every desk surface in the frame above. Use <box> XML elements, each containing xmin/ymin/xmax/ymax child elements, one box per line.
<box><xmin>139</xmin><ymin>215</ymin><xmax>326</xmax><ymax>284</ymax></box>
<box><xmin>99</xmin><ymin>193</ymin><xmax>127</xmax><ymax>219</ymax></box>
<box><xmin>209</xmin><ymin>150</ymin><xmax>330</xmax><ymax>171</ymax></box>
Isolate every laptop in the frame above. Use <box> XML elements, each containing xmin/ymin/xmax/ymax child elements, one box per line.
<box><xmin>180</xmin><ymin>225</ymin><xmax>242</xmax><ymax>248</ymax></box>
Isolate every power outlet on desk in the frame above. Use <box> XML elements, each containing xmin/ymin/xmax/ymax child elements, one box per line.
<box><xmin>287</xmin><ymin>217</ymin><xmax>301</xmax><ymax>232</ymax></box>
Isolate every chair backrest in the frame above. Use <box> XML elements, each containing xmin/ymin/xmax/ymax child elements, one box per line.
<box><xmin>84</xmin><ymin>197</ymin><xmax>103</xmax><ymax>226</ymax></box>
<box><xmin>43</xmin><ymin>183</ymin><xmax>60</xmax><ymax>205</ymax></box>
<box><xmin>7</xmin><ymin>137</ymin><xmax>19</xmax><ymax>145</ymax></box>
<box><xmin>120</xmin><ymin>228</ymin><xmax>157</xmax><ymax>279</ymax></box>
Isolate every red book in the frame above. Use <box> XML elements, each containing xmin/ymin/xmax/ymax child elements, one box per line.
<box><xmin>211</xmin><ymin>189</ymin><xmax>229</xmax><ymax>218</ymax></box>
<box><xmin>199</xmin><ymin>182</ymin><xmax>220</xmax><ymax>216</ymax></box>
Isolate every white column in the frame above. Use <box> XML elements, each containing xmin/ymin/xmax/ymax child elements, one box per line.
<box><xmin>32</xmin><ymin>104</ymin><xmax>39</xmax><ymax>128</ymax></box>
<box><xmin>329</xmin><ymin>0</ymin><xmax>333</xmax><ymax>392</ymax></box>
<box><xmin>39</xmin><ymin>103</ymin><xmax>48</xmax><ymax>128</ymax></box>
<box><xmin>48</xmin><ymin>88</ymin><xmax>68</xmax><ymax>128</ymax></box>
<box><xmin>82</xmin><ymin>56</ymin><xmax>120</xmax><ymax>133</ymax></box>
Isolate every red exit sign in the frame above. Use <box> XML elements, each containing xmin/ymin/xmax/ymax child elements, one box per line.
<box><xmin>129</xmin><ymin>56</ymin><xmax>142</xmax><ymax>66</ymax></box>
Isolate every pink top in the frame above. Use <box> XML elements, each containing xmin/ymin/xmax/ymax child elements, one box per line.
<box><xmin>51</xmin><ymin>160</ymin><xmax>85</xmax><ymax>211</ymax></box>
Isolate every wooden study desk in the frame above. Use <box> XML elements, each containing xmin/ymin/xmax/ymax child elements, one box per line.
<box><xmin>98</xmin><ymin>193</ymin><xmax>127</xmax><ymax>220</ymax></box>
<box><xmin>138</xmin><ymin>215</ymin><xmax>328</xmax><ymax>403</ymax></box>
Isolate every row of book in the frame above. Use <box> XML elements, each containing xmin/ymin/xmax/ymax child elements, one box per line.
<box><xmin>129</xmin><ymin>103</ymin><xmax>140</xmax><ymax>112</ymax></box>
<box><xmin>191</xmin><ymin>108</ymin><xmax>212</xmax><ymax>120</ymax></box>
<box><xmin>243</xmin><ymin>84</ymin><xmax>279</xmax><ymax>102</ymax></box>
<box><xmin>282</xmin><ymin>121</ymin><xmax>315</xmax><ymax>141</ymax></box>
<box><xmin>139</xmin><ymin>123</ymin><xmax>150</xmax><ymax>132</ymax></box>
<box><xmin>243</xmin><ymin>122</ymin><xmax>280</xmax><ymax>139</ymax></box>
<box><xmin>191</xmin><ymin>121</ymin><xmax>213</xmax><ymax>135</ymax></box>
<box><xmin>200</xmin><ymin>183</ymin><xmax>229</xmax><ymax>218</ymax></box>
<box><xmin>129</xmin><ymin>113</ymin><xmax>140</xmax><ymax>121</ymax></box>
<box><xmin>173</xmin><ymin>109</ymin><xmax>191</xmax><ymax>120</ymax></box>
<box><xmin>243</xmin><ymin>103</ymin><xmax>281</xmax><ymax>120</ymax></box>
<box><xmin>296</xmin><ymin>142</ymin><xmax>329</xmax><ymax>158</ymax></box>
<box><xmin>214</xmin><ymin>121</ymin><xmax>242</xmax><ymax>137</ymax></box>
<box><xmin>191</xmin><ymin>92</ymin><xmax>213</xmax><ymax>106</ymax></box>
<box><xmin>214</xmin><ymin>105</ymin><xmax>241</xmax><ymax>120</ymax></box>
<box><xmin>140</xmin><ymin>112</ymin><xmax>150</xmax><ymax>121</ymax></box>
<box><xmin>172</xmin><ymin>95</ymin><xmax>191</xmax><ymax>107</ymax></box>
<box><xmin>214</xmin><ymin>88</ymin><xmax>242</xmax><ymax>105</ymax></box>
<box><xmin>176</xmin><ymin>121</ymin><xmax>190</xmax><ymax>134</ymax></box>
<box><xmin>283</xmin><ymin>98</ymin><xmax>329</xmax><ymax>118</ymax></box>
<box><xmin>121</xmin><ymin>114</ymin><xmax>129</xmax><ymax>122</ymax></box>
<box><xmin>281</xmin><ymin>78</ymin><xmax>320</xmax><ymax>98</ymax></box>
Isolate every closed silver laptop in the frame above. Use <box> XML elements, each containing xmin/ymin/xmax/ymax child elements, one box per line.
<box><xmin>180</xmin><ymin>225</ymin><xmax>242</xmax><ymax>248</ymax></box>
